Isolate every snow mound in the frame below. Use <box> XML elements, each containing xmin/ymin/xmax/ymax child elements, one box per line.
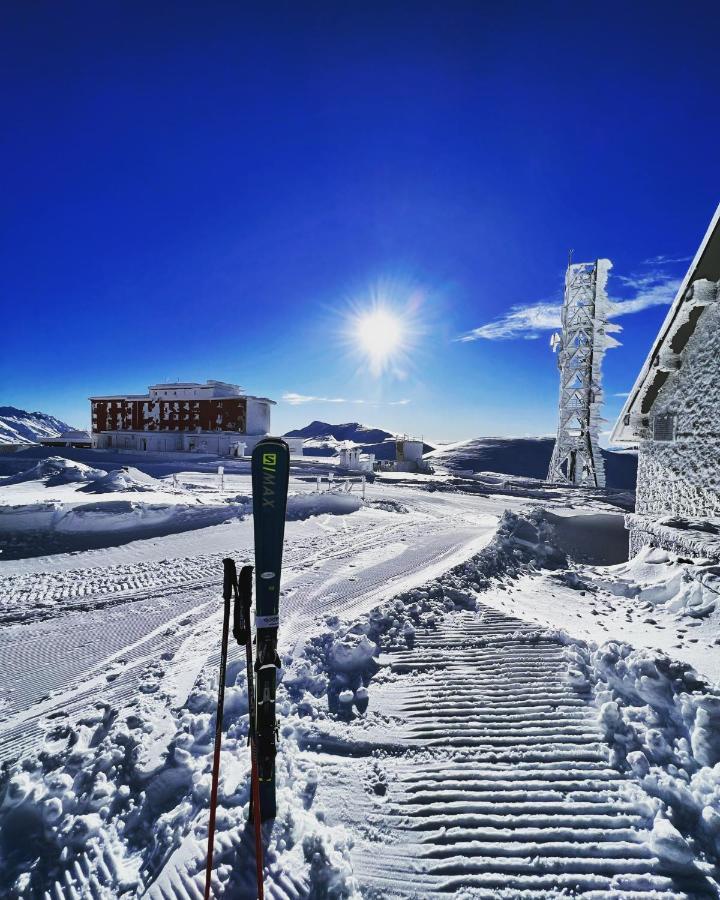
<box><xmin>286</xmin><ymin>492</ymin><xmax>362</xmax><ymax>520</ymax></box>
<box><xmin>0</xmin><ymin>593</ymin><xmax>362</xmax><ymax>897</ymax></box>
<box><xmin>329</xmin><ymin>633</ymin><xmax>378</xmax><ymax>673</ymax></box>
<box><xmin>0</xmin><ymin>498</ymin><xmax>250</xmax><ymax>559</ymax></box>
<box><xmin>564</xmin><ymin>634</ymin><xmax>720</xmax><ymax>863</ymax></box>
<box><xmin>588</xmin><ymin>545</ymin><xmax>720</xmax><ymax>618</ymax></box>
<box><xmin>366</xmin><ymin>498</ymin><xmax>409</xmax><ymax>514</ymax></box>
<box><xmin>1</xmin><ymin>456</ymin><xmax>106</xmax><ymax>486</ymax></box>
<box><xmin>79</xmin><ymin>466</ymin><xmax>162</xmax><ymax>494</ymax></box>
<box><xmin>454</xmin><ymin>509</ymin><xmax>568</xmax><ymax>585</ymax></box>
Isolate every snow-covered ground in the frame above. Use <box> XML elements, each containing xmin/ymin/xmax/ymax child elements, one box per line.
<box><xmin>0</xmin><ymin>452</ymin><xmax>718</xmax><ymax>897</ymax></box>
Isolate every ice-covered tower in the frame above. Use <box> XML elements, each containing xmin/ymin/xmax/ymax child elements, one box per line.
<box><xmin>547</xmin><ymin>259</ymin><xmax>620</xmax><ymax>487</ymax></box>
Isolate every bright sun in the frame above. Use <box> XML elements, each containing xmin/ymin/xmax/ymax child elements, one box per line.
<box><xmin>353</xmin><ymin>307</ymin><xmax>406</xmax><ymax>376</ymax></box>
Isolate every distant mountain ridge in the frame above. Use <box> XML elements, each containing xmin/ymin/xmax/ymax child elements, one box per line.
<box><xmin>426</xmin><ymin>437</ymin><xmax>637</xmax><ymax>490</ymax></box>
<box><xmin>284</xmin><ymin>420</ymin><xmax>394</xmax><ymax>443</ymax></box>
<box><xmin>284</xmin><ymin>421</ymin><xmax>434</xmax><ymax>460</ymax></box>
<box><xmin>0</xmin><ymin>406</ymin><xmax>75</xmax><ymax>445</ymax></box>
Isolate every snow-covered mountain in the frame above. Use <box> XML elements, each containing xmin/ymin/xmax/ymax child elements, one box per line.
<box><xmin>427</xmin><ymin>436</ymin><xmax>638</xmax><ymax>489</ymax></box>
<box><xmin>0</xmin><ymin>406</ymin><xmax>75</xmax><ymax>445</ymax></box>
<box><xmin>285</xmin><ymin>420</ymin><xmax>394</xmax><ymax>443</ymax></box>
<box><xmin>284</xmin><ymin>420</ymin><xmax>434</xmax><ymax>459</ymax></box>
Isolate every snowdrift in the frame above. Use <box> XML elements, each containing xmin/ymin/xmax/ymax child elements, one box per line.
<box><xmin>1</xmin><ymin>457</ymin><xmax>105</xmax><ymax>487</ymax></box>
<box><xmin>0</xmin><ymin>499</ymin><xmax>251</xmax><ymax>559</ymax></box>
<box><xmin>286</xmin><ymin>491</ymin><xmax>362</xmax><ymax>520</ymax></box>
<box><xmin>563</xmin><ymin>636</ymin><xmax>720</xmax><ymax>866</ymax></box>
<box><xmin>79</xmin><ymin>466</ymin><xmax>162</xmax><ymax>493</ymax></box>
<box><xmin>588</xmin><ymin>546</ymin><xmax>720</xmax><ymax>619</ymax></box>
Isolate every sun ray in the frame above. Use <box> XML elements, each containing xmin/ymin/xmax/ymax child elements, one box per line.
<box><xmin>338</xmin><ymin>281</ymin><xmax>425</xmax><ymax>380</ymax></box>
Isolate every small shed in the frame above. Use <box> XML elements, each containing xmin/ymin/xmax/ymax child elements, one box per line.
<box><xmin>338</xmin><ymin>442</ymin><xmax>374</xmax><ymax>473</ymax></box>
<box><xmin>40</xmin><ymin>430</ymin><xmax>93</xmax><ymax>448</ymax></box>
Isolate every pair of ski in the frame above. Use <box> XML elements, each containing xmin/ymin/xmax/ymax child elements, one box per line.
<box><xmin>204</xmin><ymin>438</ymin><xmax>290</xmax><ymax>900</ymax></box>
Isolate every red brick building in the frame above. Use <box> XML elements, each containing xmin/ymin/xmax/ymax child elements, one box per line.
<box><xmin>90</xmin><ymin>380</ymin><xmax>274</xmax><ymax>455</ymax></box>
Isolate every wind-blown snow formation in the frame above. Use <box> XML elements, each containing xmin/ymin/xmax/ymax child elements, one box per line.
<box><xmin>1</xmin><ymin>457</ymin><xmax>105</xmax><ymax>486</ymax></box>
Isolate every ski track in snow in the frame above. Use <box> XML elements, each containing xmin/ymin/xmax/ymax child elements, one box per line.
<box><xmin>2</xmin><ymin>486</ymin><xmax>718</xmax><ymax>898</ymax></box>
<box><xmin>0</xmin><ymin>493</ymin><xmax>501</xmax><ymax>766</ymax></box>
<box><xmin>39</xmin><ymin>602</ymin><xmax>715</xmax><ymax>899</ymax></box>
<box><xmin>324</xmin><ymin>606</ymin><xmax>712</xmax><ymax>898</ymax></box>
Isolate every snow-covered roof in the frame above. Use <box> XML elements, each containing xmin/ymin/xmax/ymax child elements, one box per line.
<box><xmin>60</xmin><ymin>430</ymin><xmax>91</xmax><ymax>440</ymax></box>
<box><xmin>611</xmin><ymin>203</ymin><xmax>720</xmax><ymax>443</ymax></box>
<box><xmin>88</xmin><ymin>394</ymin><xmax>152</xmax><ymax>401</ymax></box>
<box><xmin>89</xmin><ymin>380</ymin><xmax>276</xmax><ymax>405</ymax></box>
<box><xmin>148</xmin><ymin>380</ymin><xmax>244</xmax><ymax>393</ymax></box>
<box><xmin>39</xmin><ymin>430</ymin><xmax>92</xmax><ymax>444</ymax></box>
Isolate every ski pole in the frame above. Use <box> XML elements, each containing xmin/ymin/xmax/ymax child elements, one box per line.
<box><xmin>233</xmin><ymin>562</ymin><xmax>265</xmax><ymax>899</ymax></box>
<box><xmin>204</xmin><ymin>560</ymin><xmax>233</xmax><ymax>900</ymax></box>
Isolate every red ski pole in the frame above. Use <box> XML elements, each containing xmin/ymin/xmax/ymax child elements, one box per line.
<box><xmin>204</xmin><ymin>562</ymin><xmax>233</xmax><ymax>900</ymax></box>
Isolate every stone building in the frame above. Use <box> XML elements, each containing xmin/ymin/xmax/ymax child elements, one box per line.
<box><xmin>611</xmin><ymin>204</ymin><xmax>720</xmax><ymax>556</ymax></box>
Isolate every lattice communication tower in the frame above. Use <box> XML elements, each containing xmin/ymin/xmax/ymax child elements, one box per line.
<box><xmin>547</xmin><ymin>258</ymin><xmax>618</xmax><ymax>487</ymax></box>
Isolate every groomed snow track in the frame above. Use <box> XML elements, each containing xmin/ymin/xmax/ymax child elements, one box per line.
<box><xmin>352</xmin><ymin>605</ymin><xmax>711</xmax><ymax>899</ymax></box>
<box><xmin>39</xmin><ymin>605</ymin><xmax>716</xmax><ymax>900</ymax></box>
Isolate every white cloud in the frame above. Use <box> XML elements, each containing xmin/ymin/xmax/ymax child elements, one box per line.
<box><xmin>607</xmin><ymin>277</ymin><xmax>681</xmax><ymax>316</ymax></box>
<box><xmin>642</xmin><ymin>254</ymin><xmax>691</xmax><ymax>266</ymax></box>
<box><xmin>613</xmin><ymin>391</ymin><xmax>630</xmax><ymax>398</ymax></box>
<box><xmin>388</xmin><ymin>399</ymin><xmax>411</xmax><ymax>406</ymax></box>
<box><xmin>457</xmin><ymin>302</ymin><xmax>560</xmax><ymax>342</ymax></box>
<box><xmin>459</xmin><ymin>271</ymin><xmax>681</xmax><ymax>342</ymax></box>
<box><xmin>282</xmin><ymin>393</ymin><xmax>350</xmax><ymax>405</ymax></box>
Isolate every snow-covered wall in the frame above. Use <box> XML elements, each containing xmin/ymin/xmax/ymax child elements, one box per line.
<box><xmin>635</xmin><ymin>284</ymin><xmax>720</xmax><ymax>523</ymax></box>
<box><xmin>246</xmin><ymin>397</ymin><xmax>272</xmax><ymax>435</ymax></box>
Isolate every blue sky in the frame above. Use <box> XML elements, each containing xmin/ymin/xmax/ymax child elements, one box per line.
<box><xmin>2</xmin><ymin>2</ymin><xmax>719</xmax><ymax>442</ymax></box>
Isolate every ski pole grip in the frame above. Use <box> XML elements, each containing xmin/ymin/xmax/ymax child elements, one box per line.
<box><xmin>223</xmin><ymin>558</ymin><xmax>237</xmax><ymax>601</ymax></box>
<box><xmin>238</xmin><ymin>565</ymin><xmax>253</xmax><ymax>614</ymax></box>
<box><xmin>233</xmin><ymin>565</ymin><xmax>253</xmax><ymax>645</ymax></box>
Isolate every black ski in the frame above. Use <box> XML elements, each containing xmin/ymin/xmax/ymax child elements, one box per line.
<box><xmin>251</xmin><ymin>437</ymin><xmax>290</xmax><ymax>821</ymax></box>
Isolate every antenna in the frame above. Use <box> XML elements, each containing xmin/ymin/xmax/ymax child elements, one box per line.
<box><xmin>547</xmin><ymin>258</ymin><xmax>609</xmax><ymax>489</ymax></box>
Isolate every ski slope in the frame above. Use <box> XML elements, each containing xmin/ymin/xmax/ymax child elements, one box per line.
<box><xmin>0</xmin><ymin>483</ymin><xmax>506</xmax><ymax>766</ymax></box>
<box><xmin>0</xmin><ymin>473</ymin><xmax>718</xmax><ymax>898</ymax></box>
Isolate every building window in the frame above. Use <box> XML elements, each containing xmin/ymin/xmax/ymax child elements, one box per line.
<box><xmin>653</xmin><ymin>412</ymin><xmax>676</xmax><ymax>442</ymax></box>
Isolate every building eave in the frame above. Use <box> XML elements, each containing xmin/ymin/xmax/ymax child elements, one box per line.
<box><xmin>611</xmin><ymin>202</ymin><xmax>720</xmax><ymax>443</ymax></box>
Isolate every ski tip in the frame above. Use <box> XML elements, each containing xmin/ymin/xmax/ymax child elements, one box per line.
<box><xmin>254</xmin><ymin>436</ymin><xmax>289</xmax><ymax>447</ymax></box>
<box><xmin>251</xmin><ymin>437</ymin><xmax>290</xmax><ymax>461</ymax></box>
